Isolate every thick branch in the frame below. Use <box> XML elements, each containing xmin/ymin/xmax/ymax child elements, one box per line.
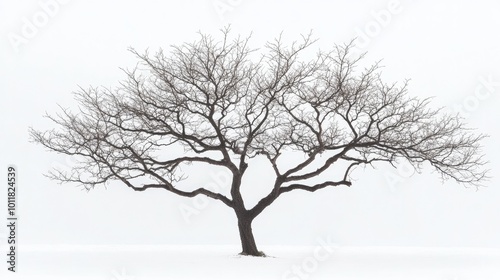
<box><xmin>279</xmin><ymin>180</ymin><xmax>352</xmax><ymax>194</ymax></box>
<box><xmin>132</xmin><ymin>184</ymin><xmax>233</xmax><ymax>207</ymax></box>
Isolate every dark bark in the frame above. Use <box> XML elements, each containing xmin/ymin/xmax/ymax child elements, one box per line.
<box><xmin>236</xmin><ymin>212</ymin><xmax>264</xmax><ymax>257</ymax></box>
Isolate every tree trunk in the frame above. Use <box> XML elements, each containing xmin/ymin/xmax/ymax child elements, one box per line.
<box><xmin>237</xmin><ymin>214</ymin><xmax>264</xmax><ymax>256</ymax></box>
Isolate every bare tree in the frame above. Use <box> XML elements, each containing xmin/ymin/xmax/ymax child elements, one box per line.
<box><xmin>30</xmin><ymin>28</ymin><xmax>488</xmax><ymax>256</ymax></box>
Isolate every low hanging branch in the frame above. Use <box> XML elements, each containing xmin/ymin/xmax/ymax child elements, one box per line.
<box><xmin>30</xmin><ymin>27</ymin><xmax>489</xmax><ymax>256</ymax></box>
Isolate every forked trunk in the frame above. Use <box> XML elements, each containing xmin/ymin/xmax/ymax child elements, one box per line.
<box><xmin>237</xmin><ymin>215</ymin><xmax>264</xmax><ymax>256</ymax></box>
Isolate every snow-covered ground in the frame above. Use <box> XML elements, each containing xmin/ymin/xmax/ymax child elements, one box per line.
<box><xmin>1</xmin><ymin>245</ymin><xmax>499</xmax><ymax>280</ymax></box>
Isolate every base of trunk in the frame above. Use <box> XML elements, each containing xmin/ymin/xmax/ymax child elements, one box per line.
<box><xmin>237</xmin><ymin>215</ymin><xmax>266</xmax><ymax>257</ymax></box>
<box><xmin>239</xmin><ymin>250</ymin><xmax>267</xmax><ymax>257</ymax></box>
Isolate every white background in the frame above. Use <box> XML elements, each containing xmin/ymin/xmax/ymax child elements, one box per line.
<box><xmin>1</xmin><ymin>0</ymin><xmax>499</xmax><ymax>279</ymax></box>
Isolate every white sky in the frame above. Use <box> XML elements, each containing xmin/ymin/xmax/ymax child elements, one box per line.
<box><xmin>0</xmin><ymin>0</ymin><xmax>499</xmax><ymax>249</ymax></box>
